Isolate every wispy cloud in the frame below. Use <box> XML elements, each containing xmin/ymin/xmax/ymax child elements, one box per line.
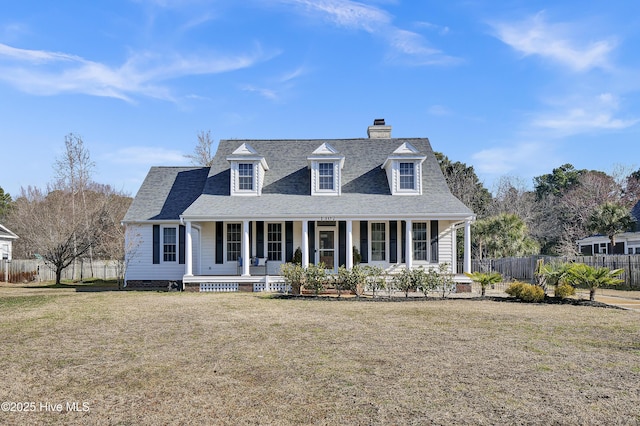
<box><xmin>531</xmin><ymin>93</ymin><xmax>639</xmax><ymax>135</ymax></box>
<box><xmin>427</xmin><ymin>105</ymin><xmax>451</xmax><ymax>116</ymax></box>
<box><xmin>491</xmin><ymin>12</ymin><xmax>616</xmax><ymax>72</ymax></box>
<box><xmin>241</xmin><ymin>65</ymin><xmax>308</xmax><ymax>101</ymax></box>
<box><xmin>0</xmin><ymin>43</ymin><xmax>274</xmax><ymax>102</ymax></box>
<box><xmin>472</xmin><ymin>142</ymin><xmax>549</xmax><ymax>176</ymax></box>
<box><xmin>275</xmin><ymin>0</ymin><xmax>460</xmax><ymax>65</ymax></box>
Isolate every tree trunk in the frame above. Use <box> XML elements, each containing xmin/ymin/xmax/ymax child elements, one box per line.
<box><xmin>590</xmin><ymin>287</ymin><xmax>596</xmax><ymax>301</ymax></box>
<box><xmin>55</xmin><ymin>266</ymin><xmax>63</xmax><ymax>285</ymax></box>
<box><xmin>481</xmin><ymin>285</ymin><xmax>486</xmax><ymax>297</ymax></box>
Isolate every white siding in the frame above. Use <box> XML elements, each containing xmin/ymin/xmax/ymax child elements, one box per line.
<box><xmin>124</xmin><ymin>224</ymin><xmax>185</xmax><ymax>281</ymax></box>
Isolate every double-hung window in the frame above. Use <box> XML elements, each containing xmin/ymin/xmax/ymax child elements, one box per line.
<box><xmin>267</xmin><ymin>223</ymin><xmax>282</xmax><ymax>261</ymax></box>
<box><xmin>163</xmin><ymin>227</ymin><xmax>177</xmax><ymax>262</ymax></box>
<box><xmin>227</xmin><ymin>223</ymin><xmax>241</xmax><ymax>261</ymax></box>
<box><xmin>412</xmin><ymin>222</ymin><xmax>428</xmax><ymax>261</ymax></box>
<box><xmin>318</xmin><ymin>163</ymin><xmax>334</xmax><ymax>190</ymax></box>
<box><xmin>371</xmin><ymin>223</ymin><xmax>386</xmax><ymax>261</ymax></box>
<box><xmin>238</xmin><ymin>164</ymin><xmax>253</xmax><ymax>190</ymax></box>
<box><xmin>399</xmin><ymin>162</ymin><xmax>415</xmax><ymax>190</ymax></box>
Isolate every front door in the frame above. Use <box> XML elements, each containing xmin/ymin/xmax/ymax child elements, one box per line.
<box><xmin>318</xmin><ymin>228</ymin><xmax>337</xmax><ymax>272</ymax></box>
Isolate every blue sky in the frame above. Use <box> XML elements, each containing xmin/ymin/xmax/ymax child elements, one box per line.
<box><xmin>1</xmin><ymin>0</ymin><xmax>639</xmax><ymax>198</ymax></box>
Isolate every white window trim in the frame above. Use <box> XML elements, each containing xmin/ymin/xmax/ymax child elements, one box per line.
<box><xmin>369</xmin><ymin>221</ymin><xmax>388</xmax><ymax>263</ymax></box>
<box><xmin>310</xmin><ymin>160</ymin><xmax>341</xmax><ymax>196</ymax></box>
<box><xmin>266</xmin><ymin>222</ymin><xmax>285</xmax><ymax>262</ymax></box>
<box><xmin>225</xmin><ymin>222</ymin><xmax>242</xmax><ymax>263</ymax></box>
<box><xmin>162</xmin><ymin>226</ymin><xmax>177</xmax><ymax>263</ymax></box>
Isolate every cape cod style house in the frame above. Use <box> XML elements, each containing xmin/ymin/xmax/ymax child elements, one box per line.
<box><xmin>123</xmin><ymin>120</ymin><xmax>475</xmax><ymax>292</ymax></box>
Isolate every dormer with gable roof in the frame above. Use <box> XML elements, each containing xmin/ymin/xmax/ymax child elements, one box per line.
<box><xmin>227</xmin><ymin>143</ymin><xmax>269</xmax><ymax>196</ymax></box>
<box><xmin>382</xmin><ymin>142</ymin><xmax>427</xmax><ymax>195</ymax></box>
<box><xmin>307</xmin><ymin>142</ymin><xmax>345</xmax><ymax>196</ymax></box>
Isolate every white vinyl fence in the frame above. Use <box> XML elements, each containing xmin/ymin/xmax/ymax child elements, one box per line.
<box><xmin>0</xmin><ymin>259</ymin><xmax>122</xmax><ymax>283</ymax></box>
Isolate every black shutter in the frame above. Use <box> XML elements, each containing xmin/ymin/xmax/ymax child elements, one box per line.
<box><xmin>359</xmin><ymin>220</ymin><xmax>368</xmax><ymax>264</ymax></box>
<box><xmin>179</xmin><ymin>224</ymin><xmax>185</xmax><ymax>264</ymax></box>
<box><xmin>389</xmin><ymin>220</ymin><xmax>397</xmax><ymax>263</ymax></box>
<box><xmin>430</xmin><ymin>220</ymin><xmax>439</xmax><ymax>263</ymax></box>
<box><xmin>256</xmin><ymin>221</ymin><xmax>265</xmax><ymax>258</ymax></box>
<box><xmin>285</xmin><ymin>221</ymin><xmax>294</xmax><ymax>262</ymax></box>
<box><xmin>401</xmin><ymin>221</ymin><xmax>407</xmax><ymax>263</ymax></box>
<box><xmin>339</xmin><ymin>221</ymin><xmax>346</xmax><ymax>267</ymax></box>
<box><xmin>308</xmin><ymin>221</ymin><xmax>315</xmax><ymax>265</ymax></box>
<box><xmin>215</xmin><ymin>222</ymin><xmax>224</xmax><ymax>264</ymax></box>
<box><xmin>153</xmin><ymin>225</ymin><xmax>160</xmax><ymax>264</ymax></box>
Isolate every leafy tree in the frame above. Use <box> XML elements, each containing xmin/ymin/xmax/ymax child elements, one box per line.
<box><xmin>184</xmin><ymin>130</ymin><xmax>215</xmax><ymax>167</ymax></box>
<box><xmin>565</xmin><ymin>263</ymin><xmax>624</xmax><ymax>301</ymax></box>
<box><xmin>534</xmin><ymin>163</ymin><xmax>583</xmax><ymax>200</ymax></box>
<box><xmin>435</xmin><ymin>152</ymin><xmax>492</xmax><ymax>217</ymax></box>
<box><xmin>532</xmin><ymin>169</ymin><xmax>623</xmax><ymax>255</ymax></box>
<box><xmin>464</xmin><ymin>271</ymin><xmax>502</xmax><ymax>297</ymax></box>
<box><xmin>0</xmin><ymin>186</ymin><xmax>12</xmax><ymax>221</ymax></box>
<box><xmin>587</xmin><ymin>202</ymin><xmax>634</xmax><ymax>249</ymax></box>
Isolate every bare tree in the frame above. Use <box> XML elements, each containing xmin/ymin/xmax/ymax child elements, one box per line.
<box><xmin>8</xmin><ymin>187</ymin><xmax>100</xmax><ymax>284</ymax></box>
<box><xmin>489</xmin><ymin>176</ymin><xmax>537</xmax><ymax>224</ymax></box>
<box><xmin>184</xmin><ymin>130</ymin><xmax>215</xmax><ymax>167</ymax></box>
<box><xmin>54</xmin><ymin>134</ymin><xmax>96</xmax><ymax>278</ymax></box>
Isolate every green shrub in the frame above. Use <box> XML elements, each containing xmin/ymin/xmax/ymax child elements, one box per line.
<box><xmin>505</xmin><ymin>281</ymin><xmax>544</xmax><ymax>302</ymax></box>
<box><xmin>554</xmin><ymin>283</ymin><xmax>576</xmax><ymax>299</ymax></box>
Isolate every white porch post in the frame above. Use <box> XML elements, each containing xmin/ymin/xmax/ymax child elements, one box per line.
<box><xmin>405</xmin><ymin>220</ymin><xmax>413</xmax><ymax>270</ymax></box>
<box><xmin>242</xmin><ymin>220</ymin><xmax>250</xmax><ymax>276</ymax></box>
<box><xmin>464</xmin><ymin>220</ymin><xmax>471</xmax><ymax>274</ymax></box>
<box><xmin>302</xmin><ymin>220</ymin><xmax>309</xmax><ymax>268</ymax></box>
<box><xmin>185</xmin><ymin>221</ymin><xmax>193</xmax><ymax>276</ymax></box>
<box><xmin>346</xmin><ymin>220</ymin><xmax>353</xmax><ymax>269</ymax></box>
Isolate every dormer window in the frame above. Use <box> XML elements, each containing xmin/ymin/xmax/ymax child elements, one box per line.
<box><xmin>382</xmin><ymin>142</ymin><xmax>426</xmax><ymax>195</ymax></box>
<box><xmin>399</xmin><ymin>162</ymin><xmax>415</xmax><ymax>190</ymax></box>
<box><xmin>238</xmin><ymin>164</ymin><xmax>254</xmax><ymax>190</ymax></box>
<box><xmin>319</xmin><ymin>163</ymin><xmax>334</xmax><ymax>190</ymax></box>
<box><xmin>308</xmin><ymin>143</ymin><xmax>345</xmax><ymax>196</ymax></box>
<box><xmin>227</xmin><ymin>143</ymin><xmax>268</xmax><ymax>196</ymax></box>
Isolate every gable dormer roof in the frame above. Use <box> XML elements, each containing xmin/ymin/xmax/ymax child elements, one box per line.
<box><xmin>226</xmin><ymin>143</ymin><xmax>269</xmax><ymax>170</ymax></box>
<box><xmin>307</xmin><ymin>142</ymin><xmax>345</xmax><ymax>168</ymax></box>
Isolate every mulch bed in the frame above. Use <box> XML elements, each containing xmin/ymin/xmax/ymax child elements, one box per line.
<box><xmin>271</xmin><ymin>293</ymin><xmax>623</xmax><ymax>308</ymax></box>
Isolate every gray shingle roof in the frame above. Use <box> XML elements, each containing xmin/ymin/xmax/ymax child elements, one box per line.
<box><xmin>124</xmin><ymin>137</ymin><xmax>474</xmax><ymax>222</ymax></box>
<box><xmin>0</xmin><ymin>224</ymin><xmax>18</xmax><ymax>239</ymax></box>
<box><xmin>123</xmin><ymin>167</ymin><xmax>209</xmax><ymax>222</ymax></box>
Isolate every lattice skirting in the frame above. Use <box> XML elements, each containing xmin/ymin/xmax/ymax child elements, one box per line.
<box><xmin>199</xmin><ymin>283</ymin><xmax>238</xmax><ymax>292</ymax></box>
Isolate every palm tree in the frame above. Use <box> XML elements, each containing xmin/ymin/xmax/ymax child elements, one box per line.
<box><xmin>464</xmin><ymin>271</ymin><xmax>502</xmax><ymax>297</ymax></box>
<box><xmin>587</xmin><ymin>203</ymin><xmax>634</xmax><ymax>250</ymax></box>
<box><xmin>565</xmin><ymin>263</ymin><xmax>624</xmax><ymax>301</ymax></box>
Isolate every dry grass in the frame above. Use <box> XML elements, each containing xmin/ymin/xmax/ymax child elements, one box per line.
<box><xmin>0</xmin><ymin>287</ymin><xmax>639</xmax><ymax>425</ymax></box>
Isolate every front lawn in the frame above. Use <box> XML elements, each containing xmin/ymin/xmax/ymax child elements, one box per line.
<box><xmin>0</xmin><ymin>289</ymin><xmax>639</xmax><ymax>424</ymax></box>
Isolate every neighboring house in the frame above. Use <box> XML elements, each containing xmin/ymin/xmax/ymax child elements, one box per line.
<box><xmin>122</xmin><ymin>120</ymin><xmax>476</xmax><ymax>291</ymax></box>
<box><xmin>0</xmin><ymin>223</ymin><xmax>18</xmax><ymax>261</ymax></box>
<box><xmin>576</xmin><ymin>201</ymin><xmax>640</xmax><ymax>255</ymax></box>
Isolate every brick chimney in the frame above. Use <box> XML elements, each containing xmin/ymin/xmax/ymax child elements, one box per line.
<box><xmin>367</xmin><ymin>118</ymin><xmax>392</xmax><ymax>138</ymax></box>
